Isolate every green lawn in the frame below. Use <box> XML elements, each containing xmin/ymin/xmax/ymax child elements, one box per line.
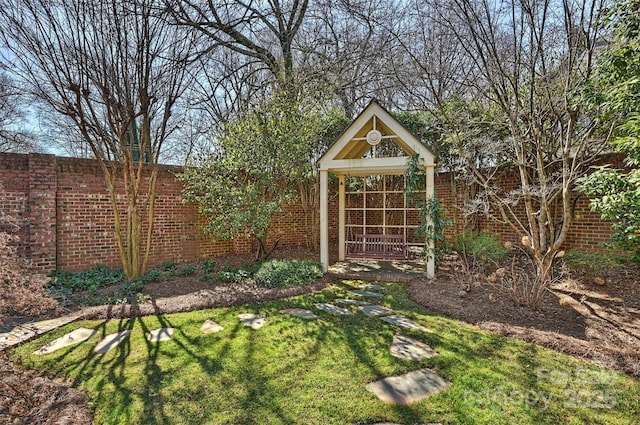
<box><xmin>10</xmin><ymin>280</ymin><xmax>640</xmax><ymax>425</ymax></box>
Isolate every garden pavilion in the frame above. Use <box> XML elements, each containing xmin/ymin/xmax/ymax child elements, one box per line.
<box><xmin>318</xmin><ymin>100</ymin><xmax>436</xmax><ymax>277</ymax></box>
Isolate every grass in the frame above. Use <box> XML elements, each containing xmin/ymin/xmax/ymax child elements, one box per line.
<box><xmin>10</xmin><ymin>280</ymin><xmax>640</xmax><ymax>425</ymax></box>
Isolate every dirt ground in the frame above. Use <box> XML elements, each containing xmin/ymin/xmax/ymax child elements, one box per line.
<box><xmin>2</xmin><ymin>250</ymin><xmax>639</xmax><ymax>424</ymax></box>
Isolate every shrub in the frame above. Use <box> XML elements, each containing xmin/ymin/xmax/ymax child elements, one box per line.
<box><xmin>254</xmin><ymin>259</ymin><xmax>323</xmax><ymax>288</ymax></box>
<box><xmin>0</xmin><ymin>231</ymin><xmax>58</xmax><ymax>324</ymax></box>
<box><xmin>178</xmin><ymin>265</ymin><xmax>197</xmax><ymax>276</ymax></box>
<box><xmin>562</xmin><ymin>249</ymin><xmax>620</xmax><ymax>274</ymax></box>
<box><xmin>454</xmin><ymin>231</ymin><xmax>509</xmax><ymax>263</ymax></box>
<box><xmin>49</xmin><ymin>265</ymin><xmax>125</xmax><ymax>294</ymax></box>
<box><xmin>453</xmin><ymin>231</ymin><xmax>510</xmax><ymax>285</ymax></box>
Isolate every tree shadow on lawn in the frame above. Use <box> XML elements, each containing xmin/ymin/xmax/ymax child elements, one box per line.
<box><xmin>18</xmin><ymin>280</ymin><xmax>636</xmax><ymax>424</ymax></box>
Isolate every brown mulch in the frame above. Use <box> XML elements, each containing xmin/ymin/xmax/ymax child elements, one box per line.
<box><xmin>2</xmin><ymin>249</ymin><xmax>639</xmax><ymax>424</ymax></box>
<box><xmin>408</xmin><ymin>260</ymin><xmax>640</xmax><ymax>377</ymax></box>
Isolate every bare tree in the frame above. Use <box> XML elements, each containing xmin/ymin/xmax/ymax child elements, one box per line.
<box><xmin>0</xmin><ymin>71</ymin><xmax>38</xmax><ymax>153</ymax></box>
<box><xmin>165</xmin><ymin>0</ymin><xmax>308</xmax><ymax>87</ymax></box>
<box><xmin>301</xmin><ymin>0</ymin><xmax>405</xmax><ymax>118</ymax></box>
<box><xmin>0</xmin><ymin>0</ymin><xmax>195</xmax><ymax>279</ymax></box>
<box><xmin>399</xmin><ymin>0</ymin><xmax>612</xmax><ymax>305</ymax></box>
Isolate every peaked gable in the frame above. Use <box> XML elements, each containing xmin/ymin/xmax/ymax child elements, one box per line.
<box><xmin>319</xmin><ymin>100</ymin><xmax>435</xmax><ymax>173</ymax></box>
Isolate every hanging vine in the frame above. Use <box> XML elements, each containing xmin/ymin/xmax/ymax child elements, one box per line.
<box><xmin>404</xmin><ymin>154</ymin><xmax>450</xmax><ymax>271</ymax></box>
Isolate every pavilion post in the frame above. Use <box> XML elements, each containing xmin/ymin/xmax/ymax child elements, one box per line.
<box><xmin>426</xmin><ymin>165</ymin><xmax>435</xmax><ymax>278</ymax></box>
<box><xmin>338</xmin><ymin>175</ymin><xmax>346</xmax><ymax>261</ymax></box>
<box><xmin>320</xmin><ymin>169</ymin><xmax>329</xmax><ymax>272</ymax></box>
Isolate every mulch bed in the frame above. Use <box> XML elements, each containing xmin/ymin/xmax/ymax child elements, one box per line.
<box><xmin>2</xmin><ymin>250</ymin><xmax>639</xmax><ymax>424</ymax></box>
<box><xmin>408</xmin><ymin>261</ymin><xmax>640</xmax><ymax>377</ymax></box>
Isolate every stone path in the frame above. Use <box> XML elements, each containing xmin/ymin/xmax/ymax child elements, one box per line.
<box><xmin>359</xmin><ymin>305</ymin><xmax>394</xmax><ymax>317</ymax></box>
<box><xmin>348</xmin><ymin>290</ymin><xmax>384</xmax><ymax>298</ymax></box>
<box><xmin>238</xmin><ymin>313</ymin><xmax>268</xmax><ymax>329</ymax></box>
<box><xmin>94</xmin><ymin>330</ymin><xmax>131</xmax><ymax>354</ymax></box>
<box><xmin>200</xmin><ymin>319</ymin><xmax>224</xmax><ymax>333</ymax></box>
<box><xmin>366</xmin><ymin>368</ymin><xmax>451</xmax><ymax>405</ymax></box>
<box><xmin>390</xmin><ymin>334</ymin><xmax>438</xmax><ymax>360</ymax></box>
<box><xmin>19</xmin><ymin>281</ymin><xmax>450</xmax><ymax>416</ymax></box>
<box><xmin>0</xmin><ymin>313</ymin><xmax>81</xmax><ymax>351</ymax></box>
<box><xmin>148</xmin><ymin>328</ymin><xmax>174</xmax><ymax>342</ymax></box>
<box><xmin>335</xmin><ymin>298</ymin><xmax>371</xmax><ymax>306</ymax></box>
<box><xmin>280</xmin><ymin>308</ymin><xmax>318</xmax><ymax>319</ymax></box>
<box><xmin>315</xmin><ymin>303</ymin><xmax>353</xmax><ymax>315</ymax></box>
<box><xmin>33</xmin><ymin>327</ymin><xmax>98</xmax><ymax>355</ymax></box>
<box><xmin>380</xmin><ymin>315</ymin><xmax>432</xmax><ymax>332</ymax></box>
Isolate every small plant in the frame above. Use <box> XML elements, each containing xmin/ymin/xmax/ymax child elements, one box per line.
<box><xmin>120</xmin><ymin>280</ymin><xmax>143</xmax><ymax>295</ymax></box>
<box><xmin>454</xmin><ymin>231</ymin><xmax>509</xmax><ymax>285</ymax></box>
<box><xmin>162</xmin><ymin>261</ymin><xmax>178</xmax><ymax>272</ymax></box>
<box><xmin>218</xmin><ymin>269</ymin><xmax>251</xmax><ymax>283</ymax></box>
<box><xmin>178</xmin><ymin>265</ymin><xmax>197</xmax><ymax>276</ymax></box>
<box><xmin>136</xmin><ymin>269</ymin><xmax>163</xmax><ymax>284</ymax></box>
<box><xmin>254</xmin><ymin>259</ymin><xmax>323</xmax><ymax>288</ymax></box>
<box><xmin>201</xmin><ymin>259</ymin><xmax>216</xmax><ymax>273</ymax></box>
<box><xmin>490</xmin><ymin>257</ymin><xmax>546</xmax><ymax>309</ymax></box>
<box><xmin>562</xmin><ymin>249</ymin><xmax>620</xmax><ymax>274</ymax></box>
<box><xmin>49</xmin><ymin>265</ymin><xmax>125</xmax><ymax>294</ymax></box>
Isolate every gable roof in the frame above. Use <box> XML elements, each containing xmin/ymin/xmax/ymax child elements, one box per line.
<box><xmin>318</xmin><ymin>100</ymin><xmax>435</xmax><ymax>175</ymax></box>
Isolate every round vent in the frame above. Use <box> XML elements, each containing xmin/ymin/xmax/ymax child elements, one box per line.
<box><xmin>366</xmin><ymin>129</ymin><xmax>383</xmax><ymax>146</ymax></box>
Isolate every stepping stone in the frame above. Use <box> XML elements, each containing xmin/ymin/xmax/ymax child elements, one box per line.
<box><xmin>380</xmin><ymin>315</ymin><xmax>432</xmax><ymax>332</ymax></box>
<box><xmin>315</xmin><ymin>303</ymin><xmax>353</xmax><ymax>315</ymax></box>
<box><xmin>359</xmin><ymin>305</ymin><xmax>394</xmax><ymax>317</ymax></box>
<box><xmin>366</xmin><ymin>367</ymin><xmax>451</xmax><ymax>405</ymax></box>
<box><xmin>94</xmin><ymin>330</ymin><xmax>131</xmax><ymax>354</ymax></box>
<box><xmin>147</xmin><ymin>328</ymin><xmax>174</xmax><ymax>342</ymax></box>
<box><xmin>390</xmin><ymin>334</ymin><xmax>438</xmax><ymax>360</ymax></box>
<box><xmin>335</xmin><ymin>298</ymin><xmax>371</xmax><ymax>306</ymax></box>
<box><xmin>280</xmin><ymin>308</ymin><xmax>318</xmax><ymax>319</ymax></box>
<box><xmin>238</xmin><ymin>313</ymin><xmax>267</xmax><ymax>329</ymax></box>
<box><xmin>34</xmin><ymin>327</ymin><xmax>98</xmax><ymax>355</ymax></box>
<box><xmin>200</xmin><ymin>319</ymin><xmax>224</xmax><ymax>334</ymax></box>
<box><xmin>360</xmin><ymin>284</ymin><xmax>384</xmax><ymax>290</ymax></box>
<box><xmin>348</xmin><ymin>290</ymin><xmax>384</xmax><ymax>298</ymax></box>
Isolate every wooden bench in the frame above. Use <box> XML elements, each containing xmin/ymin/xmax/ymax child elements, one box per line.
<box><xmin>347</xmin><ymin>234</ymin><xmax>407</xmax><ymax>260</ymax></box>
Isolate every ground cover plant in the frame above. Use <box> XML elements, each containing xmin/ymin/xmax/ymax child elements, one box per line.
<box><xmin>9</xmin><ymin>281</ymin><xmax>639</xmax><ymax>425</ymax></box>
<box><xmin>51</xmin><ymin>258</ymin><xmax>324</xmax><ymax>308</ymax></box>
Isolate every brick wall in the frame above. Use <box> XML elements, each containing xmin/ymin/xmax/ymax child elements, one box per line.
<box><xmin>0</xmin><ymin>152</ymin><xmax>619</xmax><ymax>273</ymax></box>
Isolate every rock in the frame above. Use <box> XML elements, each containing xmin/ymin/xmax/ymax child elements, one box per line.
<box><xmin>238</xmin><ymin>313</ymin><xmax>267</xmax><ymax>329</ymax></box>
<box><xmin>279</xmin><ymin>308</ymin><xmax>318</xmax><ymax>319</ymax></box>
<box><xmin>389</xmin><ymin>334</ymin><xmax>438</xmax><ymax>360</ymax></box>
<box><xmin>593</xmin><ymin>277</ymin><xmax>606</xmax><ymax>286</ymax></box>
<box><xmin>380</xmin><ymin>315</ymin><xmax>431</xmax><ymax>332</ymax></box>
<box><xmin>348</xmin><ymin>290</ymin><xmax>384</xmax><ymax>298</ymax></box>
<box><xmin>359</xmin><ymin>305</ymin><xmax>394</xmax><ymax>317</ymax></box>
<box><xmin>147</xmin><ymin>328</ymin><xmax>174</xmax><ymax>342</ymax></box>
<box><xmin>335</xmin><ymin>298</ymin><xmax>371</xmax><ymax>306</ymax></box>
<box><xmin>34</xmin><ymin>328</ymin><xmax>98</xmax><ymax>355</ymax></box>
<box><xmin>200</xmin><ymin>319</ymin><xmax>224</xmax><ymax>333</ymax></box>
<box><xmin>366</xmin><ymin>368</ymin><xmax>451</xmax><ymax>405</ymax></box>
<box><xmin>315</xmin><ymin>303</ymin><xmax>353</xmax><ymax>315</ymax></box>
<box><xmin>94</xmin><ymin>330</ymin><xmax>131</xmax><ymax>353</ymax></box>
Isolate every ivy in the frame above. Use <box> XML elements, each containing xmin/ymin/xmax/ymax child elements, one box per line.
<box><xmin>404</xmin><ymin>153</ymin><xmax>451</xmax><ymax>270</ymax></box>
